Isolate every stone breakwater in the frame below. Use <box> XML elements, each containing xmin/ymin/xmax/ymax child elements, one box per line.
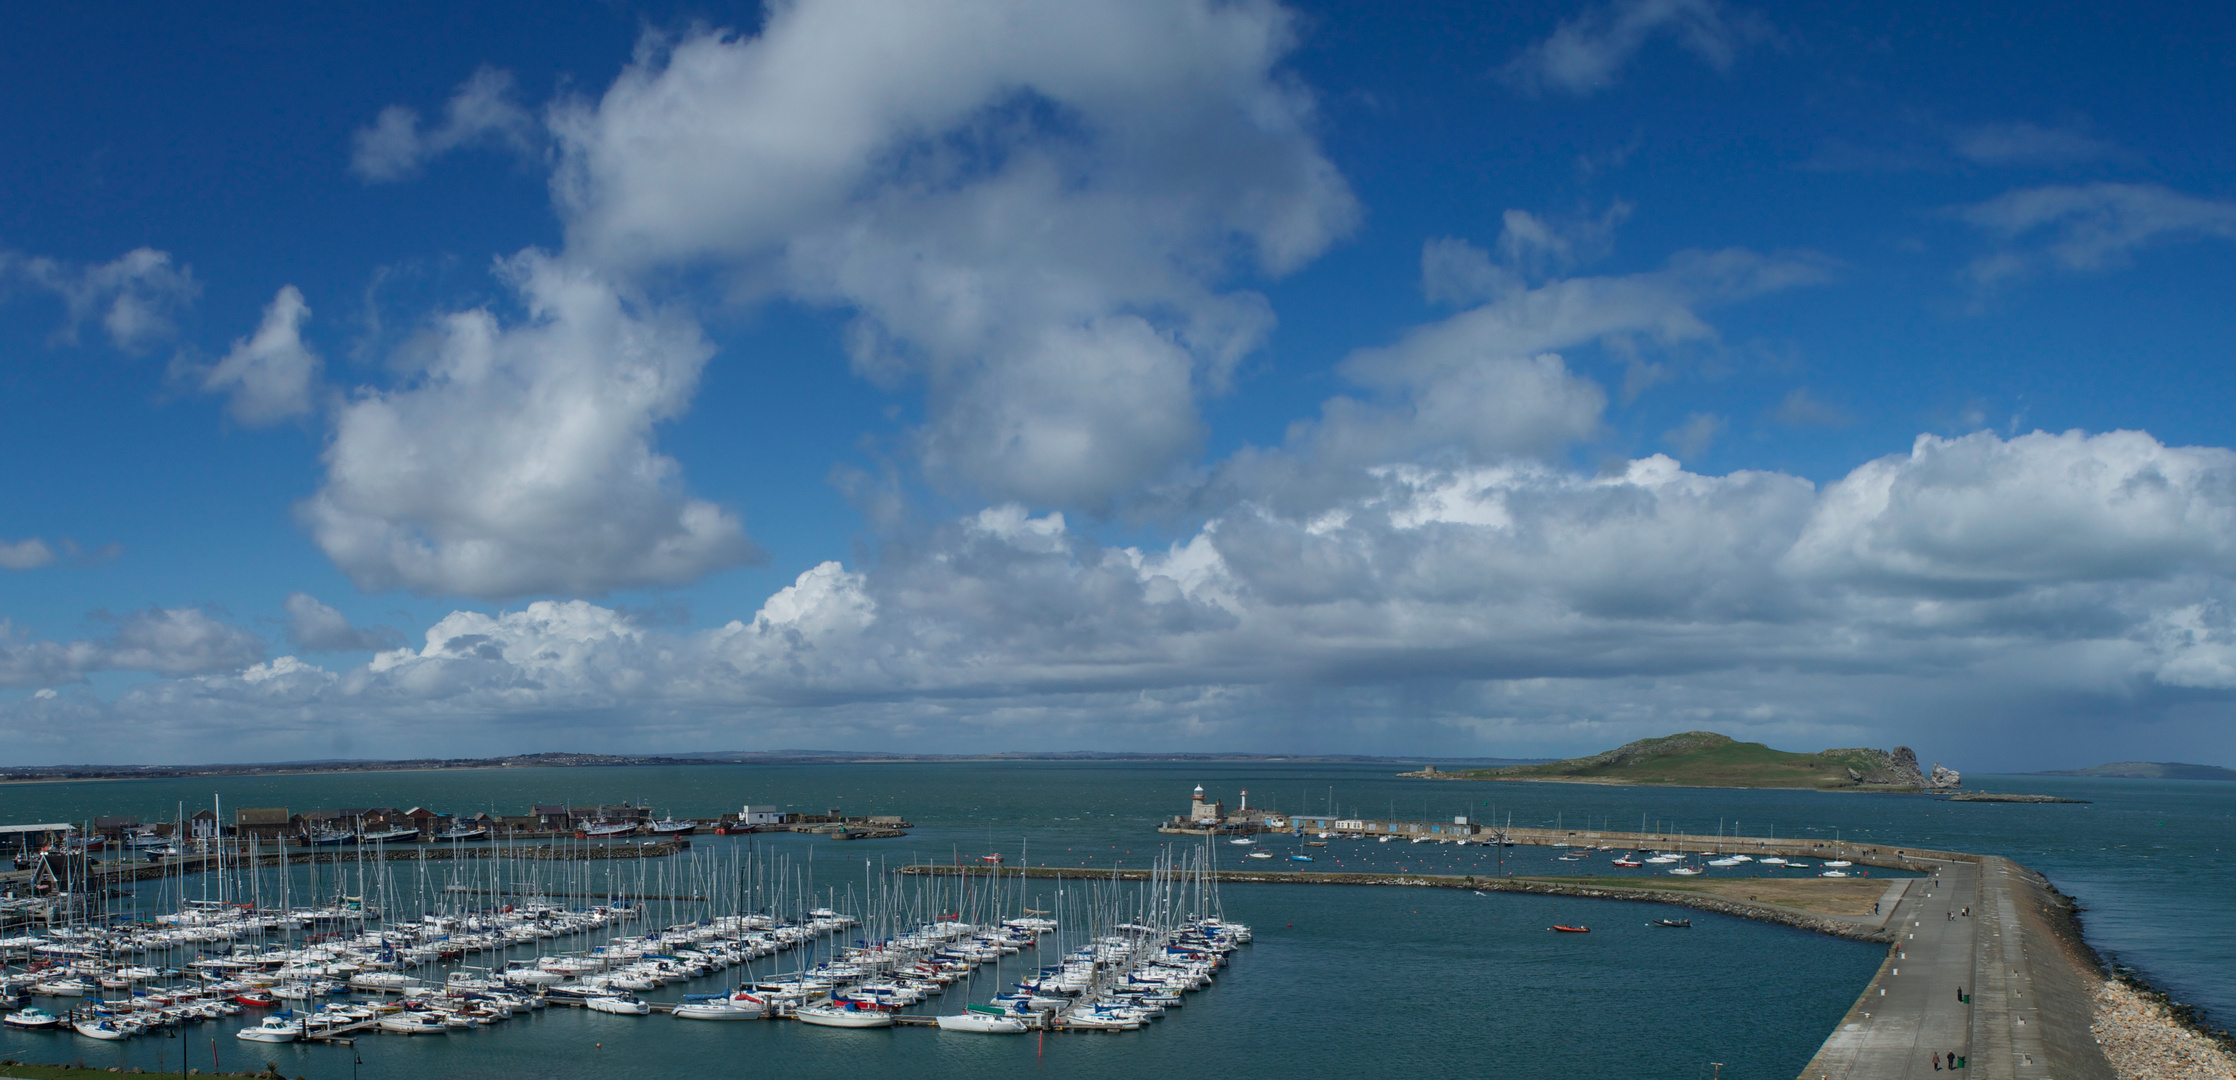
<box><xmin>2092</xmin><ymin>975</ymin><xmax>2236</xmax><ymax>1080</ymax></box>
<box><xmin>902</xmin><ymin>865</ymin><xmax>1894</xmax><ymax>944</ymax></box>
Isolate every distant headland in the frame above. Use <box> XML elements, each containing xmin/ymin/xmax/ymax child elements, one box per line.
<box><xmin>2034</xmin><ymin>761</ymin><xmax>2236</xmax><ymax>781</ymax></box>
<box><xmin>1400</xmin><ymin>731</ymin><xmax>1962</xmax><ymax>793</ymax></box>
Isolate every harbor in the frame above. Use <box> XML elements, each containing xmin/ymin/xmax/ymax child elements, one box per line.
<box><xmin>0</xmin><ymin>763</ymin><xmax>2223</xmax><ymax>1080</ymax></box>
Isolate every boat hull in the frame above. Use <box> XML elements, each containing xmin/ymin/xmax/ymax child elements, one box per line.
<box><xmin>795</xmin><ymin>1007</ymin><xmax>893</xmax><ymax>1028</ymax></box>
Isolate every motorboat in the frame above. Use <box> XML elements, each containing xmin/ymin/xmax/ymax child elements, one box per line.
<box><xmin>673</xmin><ymin>995</ymin><xmax>762</xmax><ymax>1020</ymax></box>
<box><xmin>235</xmin><ymin>1014</ymin><xmax>303</xmax><ymax>1043</ymax></box>
<box><xmin>234</xmin><ymin>990</ymin><xmax>278</xmax><ymax>1008</ymax></box>
<box><xmin>1668</xmin><ymin>866</ymin><xmax>1702</xmax><ymax>876</ymax></box>
<box><xmin>585</xmin><ymin>994</ymin><xmax>652</xmax><ymax>1015</ymax></box>
<box><xmin>794</xmin><ymin>1002</ymin><xmax>894</xmax><ymax>1028</ymax></box>
<box><xmin>4</xmin><ymin>1007</ymin><xmax>63</xmax><ymax>1029</ymax></box>
<box><xmin>1549</xmin><ymin>925</ymin><xmax>1590</xmax><ymax>933</ymax></box>
<box><xmin>1226</xmin><ymin>837</ymin><xmax>1254</xmax><ymax>846</ymax></box>
<box><xmin>1820</xmin><ymin>870</ymin><xmax>1850</xmax><ymax>878</ymax></box>
<box><xmin>33</xmin><ymin>976</ymin><xmax>95</xmax><ymax>996</ymax></box>
<box><xmin>937</xmin><ymin>1010</ymin><xmax>1028</xmax><ymax>1033</ymax></box>
<box><xmin>1245</xmin><ymin>851</ymin><xmax>1273</xmax><ymax>859</ymax></box>
<box><xmin>1653</xmin><ymin>919</ymin><xmax>1692</xmax><ymax>928</ymax></box>
<box><xmin>1287</xmin><ymin>854</ymin><xmax>1313</xmax><ymax>862</ymax></box>
<box><xmin>1611</xmin><ymin>856</ymin><xmax>1643</xmax><ymax>868</ymax></box>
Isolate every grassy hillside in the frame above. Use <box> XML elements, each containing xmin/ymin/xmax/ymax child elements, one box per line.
<box><xmin>2038</xmin><ymin>761</ymin><xmax>2236</xmax><ymax>781</ymax></box>
<box><xmin>1422</xmin><ymin>731</ymin><xmax>1925</xmax><ymax>790</ymax></box>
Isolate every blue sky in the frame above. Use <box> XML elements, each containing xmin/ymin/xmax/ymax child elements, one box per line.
<box><xmin>5</xmin><ymin>0</ymin><xmax>2236</xmax><ymax>767</ymax></box>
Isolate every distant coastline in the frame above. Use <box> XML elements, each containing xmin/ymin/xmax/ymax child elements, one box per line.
<box><xmin>0</xmin><ymin>749</ymin><xmax>1547</xmax><ymax>785</ymax></box>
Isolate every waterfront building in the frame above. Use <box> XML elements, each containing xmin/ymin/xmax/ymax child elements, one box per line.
<box><xmin>740</xmin><ymin>805</ymin><xmax>782</xmax><ymax>826</ymax></box>
<box><xmin>234</xmin><ymin>807</ymin><xmax>290</xmax><ymax>840</ymax></box>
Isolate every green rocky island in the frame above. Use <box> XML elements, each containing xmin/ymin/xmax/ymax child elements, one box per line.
<box><xmin>1401</xmin><ymin>730</ymin><xmax>1963</xmax><ymax>792</ymax></box>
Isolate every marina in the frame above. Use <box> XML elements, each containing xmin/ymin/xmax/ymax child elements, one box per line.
<box><xmin>0</xmin><ymin>762</ymin><xmax>2224</xmax><ymax>1080</ymax></box>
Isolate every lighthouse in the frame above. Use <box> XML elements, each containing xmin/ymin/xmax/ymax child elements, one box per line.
<box><xmin>1188</xmin><ymin>784</ymin><xmax>1224</xmax><ymax>823</ymax></box>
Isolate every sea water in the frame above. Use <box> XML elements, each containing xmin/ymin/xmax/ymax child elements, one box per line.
<box><xmin>2</xmin><ymin>762</ymin><xmax>2227</xmax><ymax>1079</ymax></box>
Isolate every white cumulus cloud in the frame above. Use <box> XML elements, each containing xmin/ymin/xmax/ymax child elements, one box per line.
<box><xmin>199</xmin><ymin>286</ymin><xmax>323</xmax><ymax>425</ymax></box>
<box><xmin>300</xmin><ymin>251</ymin><xmax>758</xmax><ymax>599</ymax></box>
<box><xmin>542</xmin><ymin>0</ymin><xmax>1355</xmax><ymax>507</ymax></box>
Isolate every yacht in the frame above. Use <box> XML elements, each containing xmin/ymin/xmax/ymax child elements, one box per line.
<box><xmin>585</xmin><ymin>994</ymin><xmax>652</xmax><ymax>1015</ymax></box>
<box><xmin>235</xmin><ymin>1014</ymin><xmax>303</xmax><ymax>1043</ymax></box>
<box><xmin>673</xmin><ymin>994</ymin><xmax>762</xmax><ymax>1020</ymax></box>
<box><xmin>794</xmin><ymin>1001</ymin><xmax>894</xmax><ymax>1028</ymax></box>
<box><xmin>378</xmin><ymin>1012</ymin><xmax>449</xmax><ymax>1035</ymax></box>
<box><xmin>937</xmin><ymin>1010</ymin><xmax>1028</xmax><ymax>1033</ymax></box>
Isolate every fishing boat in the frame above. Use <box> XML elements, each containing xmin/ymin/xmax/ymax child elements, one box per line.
<box><xmin>308</xmin><ymin>830</ymin><xmax>356</xmax><ymax>847</ymax></box>
<box><xmin>795</xmin><ymin>1001</ymin><xmax>894</xmax><ymax>1028</ymax></box>
<box><xmin>1549</xmin><ymin>925</ymin><xmax>1590</xmax><ymax>933</ymax></box>
<box><xmin>650</xmin><ymin>817</ymin><xmax>699</xmax><ymax>836</ymax></box>
<box><xmin>674</xmin><ymin>995</ymin><xmax>762</xmax><ymax>1020</ymax></box>
<box><xmin>434</xmin><ymin>824</ymin><xmax>489</xmax><ymax>841</ymax></box>
<box><xmin>582</xmin><ymin>822</ymin><xmax>639</xmax><ymax>838</ymax></box>
<box><xmin>235</xmin><ymin>1014</ymin><xmax>303</xmax><ymax>1043</ymax></box>
<box><xmin>3</xmin><ymin>1007</ymin><xmax>63</xmax><ymax>1030</ymax></box>
<box><xmin>359</xmin><ymin>826</ymin><xmax>420</xmax><ymax>844</ymax></box>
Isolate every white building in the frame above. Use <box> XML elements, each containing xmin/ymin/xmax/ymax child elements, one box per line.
<box><xmin>740</xmin><ymin>805</ymin><xmax>783</xmax><ymax>826</ymax></box>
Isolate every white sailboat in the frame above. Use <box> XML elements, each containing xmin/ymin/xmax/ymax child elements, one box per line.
<box><xmin>795</xmin><ymin>1001</ymin><xmax>894</xmax><ymax>1027</ymax></box>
